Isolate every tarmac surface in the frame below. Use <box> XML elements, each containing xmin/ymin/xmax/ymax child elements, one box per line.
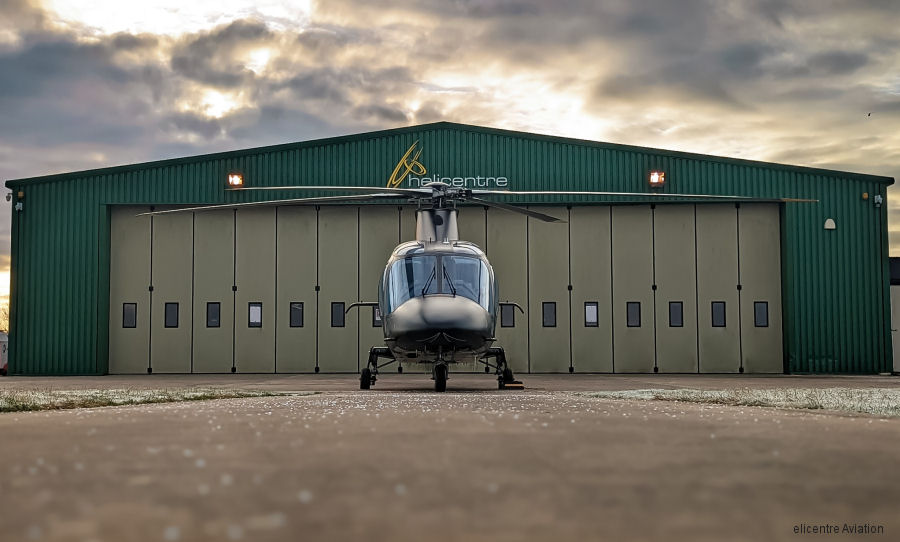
<box><xmin>1</xmin><ymin>374</ymin><xmax>899</xmax><ymax>541</ymax></box>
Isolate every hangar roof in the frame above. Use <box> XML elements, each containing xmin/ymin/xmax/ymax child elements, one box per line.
<box><xmin>5</xmin><ymin>121</ymin><xmax>894</xmax><ymax>186</ymax></box>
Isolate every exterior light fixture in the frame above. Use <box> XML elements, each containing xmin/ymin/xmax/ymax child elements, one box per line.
<box><xmin>824</xmin><ymin>218</ymin><xmax>836</xmax><ymax>230</ymax></box>
<box><xmin>649</xmin><ymin>171</ymin><xmax>665</xmax><ymax>188</ymax></box>
<box><xmin>227</xmin><ymin>173</ymin><xmax>244</xmax><ymax>187</ymax></box>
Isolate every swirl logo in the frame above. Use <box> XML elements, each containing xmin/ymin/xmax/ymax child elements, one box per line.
<box><xmin>387</xmin><ymin>140</ymin><xmax>426</xmax><ymax>188</ymax></box>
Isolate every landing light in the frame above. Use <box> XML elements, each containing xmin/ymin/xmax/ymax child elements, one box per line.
<box><xmin>227</xmin><ymin>173</ymin><xmax>244</xmax><ymax>187</ymax></box>
<box><xmin>649</xmin><ymin>171</ymin><xmax>665</xmax><ymax>188</ymax></box>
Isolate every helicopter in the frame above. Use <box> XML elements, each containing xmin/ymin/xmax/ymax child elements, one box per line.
<box><xmin>144</xmin><ymin>181</ymin><xmax>800</xmax><ymax>392</ymax></box>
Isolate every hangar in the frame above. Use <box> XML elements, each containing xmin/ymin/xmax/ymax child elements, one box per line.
<box><xmin>4</xmin><ymin>122</ymin><xmax>894</xmax><ymax>375</ymax></box>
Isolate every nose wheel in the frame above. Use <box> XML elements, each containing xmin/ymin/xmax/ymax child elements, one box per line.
<box><xmin>433</xmin><ymin>363</ymin><xmax>448</xmax><ymax>392</ymax></box>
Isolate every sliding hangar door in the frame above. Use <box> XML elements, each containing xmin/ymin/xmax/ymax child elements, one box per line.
<box><xmin>109</xmin><ymin>203</ymin><xmax>782</xmax><ymax>374</ymax></box>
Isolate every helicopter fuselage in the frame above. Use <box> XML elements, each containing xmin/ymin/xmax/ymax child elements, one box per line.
<box><xmin>378</xmin><ymin>239</ymin><xmax>497</xmax><ymax>362</ymax></box>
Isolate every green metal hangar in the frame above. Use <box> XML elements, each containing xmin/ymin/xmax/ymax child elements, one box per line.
<box><xmin>4</xmin><ymin>122</ymin><xmax>894</xmax><ymax>375</ymax></box>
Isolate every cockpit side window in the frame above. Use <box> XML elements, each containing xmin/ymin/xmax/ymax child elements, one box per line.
<box><xmin>386</xmin><ymin>256</ymin><xmax>437</xmax><ymax>313</ymax></box>
<box><xmin>441</xmin><ymin>256</ymin><xmax>493</xmax><ymax>311</ymax></box>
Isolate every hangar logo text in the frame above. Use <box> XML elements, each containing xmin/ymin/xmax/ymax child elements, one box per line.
<box><xmin>386</xmin><ymin>141</ymin><xmax>509</xmax><ymax>189</ymax></box>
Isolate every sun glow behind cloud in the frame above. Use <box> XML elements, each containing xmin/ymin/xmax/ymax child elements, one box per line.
<box><xmin>41</xmin><ymin>0</ymin><xmax>312</xmax><ymax>36</ymax></box>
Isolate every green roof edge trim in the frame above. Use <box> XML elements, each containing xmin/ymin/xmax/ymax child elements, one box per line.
<box><xmin>5</xmin><ymin>121</ymin><xmax>894</xmax><ymax>187</ymax></box>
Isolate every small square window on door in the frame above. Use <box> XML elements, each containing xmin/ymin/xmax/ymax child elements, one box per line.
<box><xmin>542</xmin><ymin>302</ymin><xmax>557</xmax><ymax>327</ymax></box>
<box><xmin>669</xmin><ymin>301</ymin><xmax>683</xmax><ymax>327</ymax></box>
<box><xmin>584</xmin><ymin>302</ymin><xmax>599</xmax><ymax>327</ymax></box>
<box><xmin>206</xmin><ymin>302</ymin><xmax>220</xmax><ymax>328</ymax></box>
<box><xmin>500</xmin><ymin>304</ymin><xmax>515</xmax><ymax>327</ymax></box>
<box><xmin>754</xmin><ymin>301</ymin><xmax>769</xmax><ymax>327</ymax></box>
<box><xmin>331</xmin><ymin>302</ymin><xmax>345</xmax><ymax>327</ymax></box>
<box><xmin>164</xmin><ymin>302</ymin><xmax>178</xmax><ymax>328</ymax></box>
<box><xmin>711</xmin><ymin>301</ymin><xmax>726</xmax><ymax>327</ymax></box>
<box><xmin>248</xmin><ymin>302</ymin><xmax>262</xmax><ymax>328</ymax></box>
<box><xmin>626</xmin><ymin>302</ymin><xmax>641</xmax><ymax>327</ymax></box>
<box><xmin>372</xmin><ymin>306</ymin><xmax>383</xmax><ymax>327</ymax></box>
<box><xmin>122</xmin><ymin>303</ymin><xmax>137</xmax><ymax>328</ymax></box>
<box><xmin>289</xmin><ymin>302</ymin><xmax>304</xmax><ymax>328</ymax></box>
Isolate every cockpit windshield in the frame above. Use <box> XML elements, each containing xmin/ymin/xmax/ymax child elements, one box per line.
<box><xmin>385</xmin><ymin>254</ymin><xmax>493</xmax><ymax>313</ymax></box>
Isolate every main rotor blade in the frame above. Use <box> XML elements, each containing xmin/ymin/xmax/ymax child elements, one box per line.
<box><xmin>227</xmin><ymin>185</ymin><xmax>431</xmax><ymax>197</ymax></box>
<box><xmin>467</xmin><ymin>196</ymin><xmax>566</xmax><ymax>223</ymax></box>
<box><xmin>471</xmin><ymin>190</ymin><xmax>817</xmax><ymax>203</ymax></box>
<box><xmin>137</xmin><ymin>192</ymin><xmax>410</xmax><ymax>216</ymax></box>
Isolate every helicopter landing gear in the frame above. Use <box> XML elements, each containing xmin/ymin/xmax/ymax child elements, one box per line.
<box><xmin>479</xmin><ymin>347</ymin><xmax>524</xmax><ymax>390</ymax></box>
<box><xmin>433</xmin><ymin>363</ymin><xmax>448</xmax><ymax>392</ymax></box>
<box><xmin>360</xmin><ymin>347</ymin><xmax>393</xmax><ymax>390</ymax></box>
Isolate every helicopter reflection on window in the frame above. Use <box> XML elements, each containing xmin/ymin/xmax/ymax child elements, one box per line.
<box><xmin>385</xmin><ymin>255</ymin><xmax>493</xmax><ymax>313</ymax></box>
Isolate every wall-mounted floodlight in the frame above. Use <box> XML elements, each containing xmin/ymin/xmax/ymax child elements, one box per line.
<box><xmin>227</xmin><ymin>173</ymin><xmax>244</xmax><ymax>187</ymax></box>
<box><xmin>649</xmin><ymin>171</ymin><xmax>665</xmax><ymax>188</ymax></box>
<box><xmin>824</xmin><ymin>218</ymin><xmax>836</xmax><ymax>230</ymax></box>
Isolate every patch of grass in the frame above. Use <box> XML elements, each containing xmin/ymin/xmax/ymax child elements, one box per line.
<box><xmin>578</xmin><ymin>388</ymin><xmax>900</xmax><ymax>417</ymax></box>
<box><xmin>0</xmin><ymin>388</ymin><xmax>315</xmax><ymax>413</ymax></box>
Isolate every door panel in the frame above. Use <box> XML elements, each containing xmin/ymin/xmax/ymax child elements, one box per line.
<box><xmin>654</xmin><ymin>205</ymin><xmax>698</xmax><ymax>372</ymax></box>
<box><xmin>276</xmin><ymin>207</ymin><xmax>317</xmax><ymax>372</ymax></box>
<box><xmin>612</xmin><ymin>206</ymin><xmax>655</xmax><ymax>372</ymax></box>
<box><xmin>457</xmin><ymin>206</ymin><xmax>486</xmax><ymax>248</ymax></box>
<box><xmin>318</xmin><ymin>207</ymin><xmax>359</xmax><ymax>372</ymax></box>
<box><xmin>192</xmin><ymin>210</ymin><xmax>235</xmax><ymax>373</ymax></box>
<box><xmin>150</xmin><ymin>211</ymin><xmax>192</xmax><ymax>373</ymax></box>
<box><xmin>528</xmin><ymin>207</ymin><xmax>570</xmax><ymax>372</ymax></box>
<box><xmin>696</xmin><ymin>205</ymin><xmax>741</xmax><ymax>372</ymax></box>
<box><xmin>739</xmin><ymin>204</ymin><xmax>783</xmax><ymax>373</ymax></box>
<box><xmin>109</xmin><ymin>207</ymin><xmax>151</xmax><ymax>374</ymax></box>
<box><xmin>358</xmin><ymin>207</ymin><xmax>398</xmax><ymax>370</ymax></box>
<box><xmin>486</xmin><ymin>208</ymin><xmax>529</xmax><ymax>373</ymax></box>
<box><xmin>570</xmin><ymin>206</ymin><xmax>613</xmax><ymax>372</ymax></box>
<box><xmin>234</xmin><ymin>209</ymin><xmax>276</xmax><ymax>373</ymax></box>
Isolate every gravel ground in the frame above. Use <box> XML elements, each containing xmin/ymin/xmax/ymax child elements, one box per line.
<box><xmin>1</xmin><ymin>387</ymin><xmax>898</xmax><ymax>542</ymax></box>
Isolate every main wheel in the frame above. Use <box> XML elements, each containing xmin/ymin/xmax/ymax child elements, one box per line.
<box><xmin>360</xmin><ymin>367</ymin><xmax>372</xmax><ymax>390</ymax></box>
<box><xmin>434</xmin><ymin>365</ymin><xmax>447</xmax><ymax>392</ymax></box>
<box><xmin>502</xmin><ymin>367</ymin><xmax>514</xmax><ymax>382</ymax></box>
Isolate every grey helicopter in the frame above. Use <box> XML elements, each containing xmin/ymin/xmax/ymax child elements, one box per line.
<box><xmin>144</xmin><ymin>181</ymin><xmax>804</xmax><ymax>392</ymax></box>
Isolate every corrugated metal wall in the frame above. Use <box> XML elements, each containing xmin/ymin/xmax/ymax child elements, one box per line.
<box><xmin>5</xmin><ymin>122</ymin><xmax>894</xmax><ymax>374</ymax></box>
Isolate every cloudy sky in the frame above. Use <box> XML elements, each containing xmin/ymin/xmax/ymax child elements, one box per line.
<box><xmin>1</xmin><ymin>0</ymin><xmax>899</xmax><ymax>299</ymax></box>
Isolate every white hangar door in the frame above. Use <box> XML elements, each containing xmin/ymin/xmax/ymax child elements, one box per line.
<box><xmin>737</xmin><ymin>204</ymin><xmax>783</xmax><ymax>373</ymax></box>
<box><xmin>358</xmin><ymin>207</ymin><xmax>400</xmax><ymax>369</ymax></box>
<box><xmin>192</xmin><ymin>210</ymin><xmax>235</xmax><ymax>373</ymax></box>
<box><xmin>109</xmin><ymin>207</ymin><xmax>151</xmax><ymax>374</ymax></box>
<box><xmin>653</xmin><ymin>205</ymin><xmax>698</xmax><ymax>372</ymax></box>
<box><xmin>611</xmin><ymin>206</ymin><xmax>656</xmax><ymax>372</ymax></box>
<box><xmin>149</xmin><ymin>211</ymin><xmax>193</xmax><ymax>373</ymax></box>
<box><xmin>234</xmin><ymin>209</ymin><xmax>276</xmax><ymax>373</ymax></box>
<box><xmin>486</xmin><ymin>208</ymin><xmax>529</xmax><ymax>374</ymax></box>
<box><xmin>570</xmin><ymin>206</ymin><xmax>613</xmax><ymax>372</ymax></box>
<box><xmin>696</xmin><ymin>205</ymin><xmax>742</xmax><ymax>372</ymax></box>
<box><xmin>528</xmin><ymin>207</ymin><xmax>570</xmax><ymax>372</ymax></box>
<box><xmin>317</xmin><ymin>207</ymin><xmax>359</xmax><ymax>372</ymax></box>
<box><xmin>276</xmin><ymin>207</ymin><xmax>317</xmax><ymax>373</ymax></box>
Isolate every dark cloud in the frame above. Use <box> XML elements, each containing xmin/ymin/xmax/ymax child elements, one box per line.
<box><xmin>807</xmin><ymin>50</ymin><xmax>869</xmax><ymax>75</ymax></box>
<box><xmin>163</xmin><ymin>112</ymin><xmax>223</xmax><ymax>140</ymax></box>
<box><xmin>170</xmin><ymin>19</ymin><xmax>272</xmax><ymax>88</ymax></box>
<box><xmin>414</xmin><ymin>101</ymin><xmax>446</xmax><ymax>123</ymax></box>
<box><xmin>352</xmin><ymin>104</ymin><xmax>409</xmax><ymax>123</ymax></box>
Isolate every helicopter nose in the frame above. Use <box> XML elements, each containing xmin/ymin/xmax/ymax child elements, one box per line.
<box><xmin>387</xmin><ymin>296</ymin><xmax>490</xmax><ymax>335</ymax></box>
